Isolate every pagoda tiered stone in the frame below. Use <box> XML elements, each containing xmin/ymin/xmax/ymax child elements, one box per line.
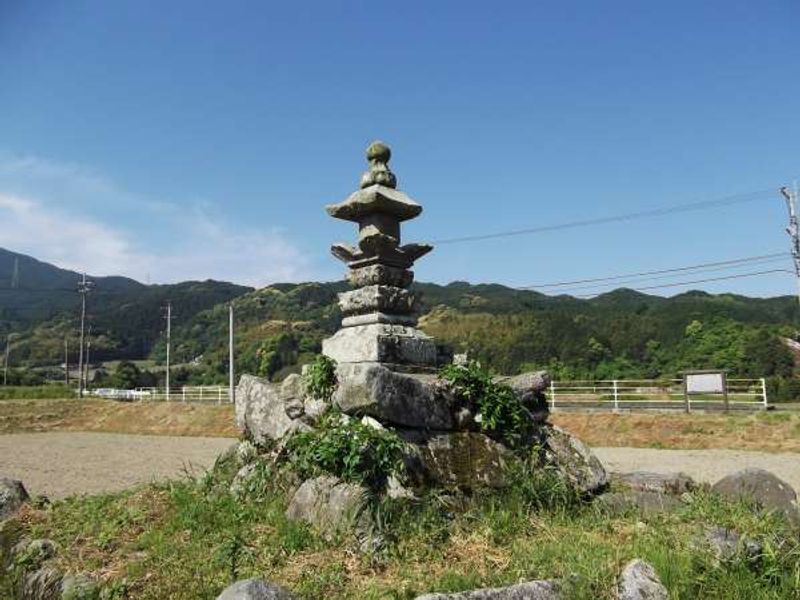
<box><xmin>322</xmin><ymin>142</ymin><xmax>437</xmax><ymax>370</ymax></box>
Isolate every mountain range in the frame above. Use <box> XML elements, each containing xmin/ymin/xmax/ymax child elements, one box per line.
<box><xmin>1</xmin><ymin>247</ymin><xmax>798</xmax><ymax>395</ymax></box>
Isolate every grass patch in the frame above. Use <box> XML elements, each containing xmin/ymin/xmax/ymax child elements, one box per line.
<box><xmin>0</xmin><ymin>385</ymin><xmax>74</xmax><ymax>400</ymax></box>
<box><xmin>4</xmin><ymin>460</ymin><xmax>799</xmax><ymax>599</ymax></box>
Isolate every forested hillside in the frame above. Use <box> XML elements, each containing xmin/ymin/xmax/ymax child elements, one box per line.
<box><xmin>3</xmin><ymin>248</ymin><xmax>799</xmax><ymax>398</ymax></box>
<box><xmin>0</xmin><ymin>248</ymin><xmax>251</xmax><ymax>367</ymax></box>
<box><xmin>155</xmin><ymin>281</ymin><xmax>800</xmax><ymax>400</ymax></box>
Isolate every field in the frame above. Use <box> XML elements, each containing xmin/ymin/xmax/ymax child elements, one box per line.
<box><xmin>1</xmin><ymin>399</ymin><xmax>800</xmax><ymax>599</ymax></box>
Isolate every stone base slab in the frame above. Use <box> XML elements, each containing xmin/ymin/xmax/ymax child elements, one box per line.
<box><xmin>333</xmin><ymin>363</ymin><xmax>454</xmax><ymax>430</ymax></box>
<box><xmin>322</xmin><ymin>323</ymin><xmax>437</xmax><ymax>367</ymax></box>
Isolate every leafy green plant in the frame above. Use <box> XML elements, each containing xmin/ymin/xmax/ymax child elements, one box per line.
<box><xmin>285</xmin><ymin>411</ymin><xmax>405</xmax><ymax>489</ymax></box>
<box><xmin>439</xmin><ymin>361</ymin><xmax>533</xmax><ymax>449</ymax></box>
<box><xmin>303</xmin><ymin>354</ymin><xmax>338</xmax><ymax>402</ymax></box>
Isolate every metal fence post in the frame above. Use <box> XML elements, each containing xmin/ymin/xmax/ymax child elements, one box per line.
<box><xmin>182</xmin><ymin>386</ymin><xmax>186</xmax><ymax>403</ymax></box>
<box><xmin>549</xmin><ymin>380</ymin><xmax>556</xmax><ymax>411</ymax></box>
<box><xmin>613</xmin><ymin>380</ymin><xmax>619</xmax><ymax>412</ymax></box>
<box><xmin>761</xmin><ymin>377</ymin><xmax>768</xmax><ymax>409</ymax></box>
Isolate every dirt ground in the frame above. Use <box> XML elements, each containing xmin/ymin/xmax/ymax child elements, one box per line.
<box><xmin>594</xmin><ymin>447</ymin><xmax>800</xmax><ymax>492</ymax></box>
<box><xmin>0</xmin><ymin>431</ymin><xmax>233</xmax><ymax>499</ymax></box>
<box><xmin>2</xmin><ymin>431</ymin><xmax>798</xmax><ymax>500</ymax></box>
<box><xmin>1</xmin><ymin>399</ymin><xmax>799</xmax><ymax>499</ymax></box>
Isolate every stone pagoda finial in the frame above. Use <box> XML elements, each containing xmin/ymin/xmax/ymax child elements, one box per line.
<box><xmin>322</xmin><ymin>141</ymin><xmax>438</xmax><ymax>370</ymax></box>
<box><xmin>360</xmin><ymin>141</ymin><xmax>397</xmax><ymax>189</ymax></box>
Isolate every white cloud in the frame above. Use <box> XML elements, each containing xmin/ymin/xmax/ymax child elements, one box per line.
<box><xmin>0</xmin><ymin>155</ymin><xmax>313</xmax><ymax>287</ymax></box>
<box><xmin>0</xmin><ymin>193</ymin><xmax>137</xmax><ymax>275</ymax></box>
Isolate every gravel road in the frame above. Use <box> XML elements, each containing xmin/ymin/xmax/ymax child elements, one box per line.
<box><xmin>1</xmin><ymin>432</ymin><xmax>798</xmax><ymax>499</ymax></box>
<box><xmin>594</xmin><ymin>447</ymin><xmax>800</xmax><ymax>492</ymax></box>
<box><xmin>0</xmin><ymin>432</ymin><xmax>233</xmax><ymax>499</ymax></box>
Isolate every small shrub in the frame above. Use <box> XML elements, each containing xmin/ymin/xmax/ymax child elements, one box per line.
<box><xmin>285</xmin><ymin>412</ymin><xmax>404</xmax><ymax>489</ymax></box>
<box><xmin>303</xmin><ymin>354</ymin><xmax>337</xmax><ymax>402</ymax></box>
<box><xmin>439</xmin><ymin>361</ymin><xmax>533</xmax><ymax>449</ymax></box>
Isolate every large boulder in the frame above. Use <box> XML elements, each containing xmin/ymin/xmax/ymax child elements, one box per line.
<box><xmin>0</xmin><ymin>477</ymin><xmax>29</xmax><ymax>520</ymax></box>
<box><xmin>414</xmin><ymin>579</ymin><xmax>560</xmax><ymax>599</ymax></box>
<box><xmin>711</xmin><ymin>468</ymin><xmax>799</xmax><ymax>523</ymax></box>
<box><xmin>285</xmin><ymin>476</ymin><xmax>370</xmax><ymax>538</ymax></box>
<box><xmin>236</xmin><ymin>374</ymin><xmax>327</xmax><ymax>446</ymax></box>
<box><xmin>539</xmin><ymin>426</ymin><xmax>608</xmax><ymax>496</ymax></box>
<box><xmin>403</xmin><ymin>431</ymin><xmax>511</xmax><ymax>489</ymax></box>
<box><xmin>333</xmin><ymin>364</ymin><xmax>455</xmax><ymax>430</ymax></box>
<box><xmin>500</xmin><ymin>371</ymin><xmax>550</xmax><ymax>420</ymax></box>
<box><xmin>617</xmin><ymin>559</ymin><xmax>669</xmax><ymax>600</ymax></box>
<box><xmin>217</xmin><ymin>578</ymin><xmax>295</xmax><ymax>600</ymax></box>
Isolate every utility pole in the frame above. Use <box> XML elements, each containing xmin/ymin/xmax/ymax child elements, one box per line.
<box><xmin>229</xmin><ymin>303</ymin><xmax>235</xmax><ymax>404</ymax></box>
<box><xmin>780</xmin><ymin>184</ymin><xmax>800</xmax><ymax>306</ymax></box>
<box><xmin>163</xmin><ymin>301</ymin><xmax>173</xmax><ymax>401</ymax></box>
<box><xmin>64</xmin><ymin>337</ymin><xmax>70</xmax><ymax>386</ymax></box>
<box><xmin>84</xmin><ymin>326</ymin><xmax>92</xmax><ymax>392</ymax></box>
<box><xmin>3</xmin><ymin>334</ymin><xmax>10</xmax><ymax>386</ymax></box>
<box><xmin>77</xmin><ymin>273</ymin><xmax>94</xmax><ymax>398</ymax></box>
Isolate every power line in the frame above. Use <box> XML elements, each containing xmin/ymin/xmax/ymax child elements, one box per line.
<box><xmin>532</xmin><ymin>257</ymin><xmax>790</xmax><ymax>295</ymax></box>
<box><xmin>433</xmin><ymin>187</ymin><xmax>776</xmax><ymax>245</ymax></box>
<box><xmin>520</xmin><ymin>252</ymin><xmax>788</xmax><ymax>290</ymax></box>
<box><xmin>571</xmin><ymin>268</ymin><xmax>792</xmax><ymax>299</ymax></box>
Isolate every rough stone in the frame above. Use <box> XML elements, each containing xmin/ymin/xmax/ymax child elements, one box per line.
<box><xmin>59</xmin><ymin>573</ymin><xmax>99</xmax><ymax>599</ymax></box>
<box><xmin>236</xmin><ymin>375</ymin><xmax>311</xmax><ymax>446</ymax></box>
<box><xmin>333</xmin><ymin>364</ymin><xmax>454</xmax><ymax>430</ymax></box>
<box><xmin>539</xmin><ymin>426</ymin><xmax>608</xmax><ymax>496</ymax></box>
<box><xmin>698</xmin><ymin>526</ymin><xmax>762</xmax><ymax>564</ymax></box>
<box><xmin>711</xmin><ymin>468</ymin><xmax>799</xmax><ymax>522</ymax></box>
<box><xmin>414</xmin><ymin>579</ymin><xmax>561</xmax><ymax>599</ymax></box>
<box><xmin>612</xmin><ymin>472</ymin><xmax>696</xmax><ymax>496</ymax></box>
<box><xmin>598</xmin><ymin>491</ymin><xmax>683</xmax><ymax>516</ymax></box>
<box><xmin>0</xmin><ymin>477</ymin><xmax>30</xmax><ymax>520</ymax></box>
<box><xmin>404</xmin><ymin>432</ymin><xmax>511</xmax><ymax>489</ymax></box>
<box><xmin>20</xmin><ymin>539</ymin><xmax>58</xmax><ymax>567</ymax></box>
<box><xmin>18</xmin><ymin>566</ymin><xmax>63</xmax><ymax>600</ymax></box>
<box><xmin>1</xmin><ymin>518</ymin><xmax>24</xmax><ymax>568</ymax></box>
<box><xmin>230</xmin><ymin>463</ymin><xmax>259</xmax><ymax>498</ymax></box>
<box><xmin>216</xmin><ymin>578</ymin><xmax>296</xmax><ymax>600</ymax></box>
<box><xmin>285</xmin><ymin>476</ymin><xmax>370</xmax><ymax>538</ymax></box>
<box><xmin>502</xmin><ymin>371</ymin><xmax>550</xmax><ymax>421</ymax></box>
<box><xmin>617</xmin><ymin>559</ymin><xmax>669</xmax><ymax>600</ymax></box>
<box><xmin>322</xmin><ymin>323</ymin><xmax>437</xmax><ymax>367</ymax></box>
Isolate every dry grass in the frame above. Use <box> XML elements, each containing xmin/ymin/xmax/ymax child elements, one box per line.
<box><xmin>0</xmin><ymin>398</ymin><xmax>237</xmax><ymax>437</ymax></box>
<box><xmin>552</xmin><ymin>411</ymin><xmax>800</xmax><ymax>453</ymax></box>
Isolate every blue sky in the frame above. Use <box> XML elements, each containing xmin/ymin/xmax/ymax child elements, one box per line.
<box><xmin>1</xmin><ymin>1</ymin><xmax>799</xmax><ymax>296</ymax></box>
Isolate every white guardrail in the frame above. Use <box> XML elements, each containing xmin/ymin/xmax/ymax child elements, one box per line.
<box><xmin>548</xmin><ymin>378</ymin><xmax>768</xmax><ymax>412</ymax></box>
<box><xmin>93</xmin><ymin>386</ymin><xmax>233</xmax><ymax>404</ymax></box>
<box><xmin>92</xmin><ymin>378</ymin><xmax>768</xmax><ymax>411</ymax></box>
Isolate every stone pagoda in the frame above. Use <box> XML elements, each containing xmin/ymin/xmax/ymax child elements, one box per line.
<box><xmin>322</xmin><ymin>141</ymin><xmax>438</xmax><ymax>371</ymax></box>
